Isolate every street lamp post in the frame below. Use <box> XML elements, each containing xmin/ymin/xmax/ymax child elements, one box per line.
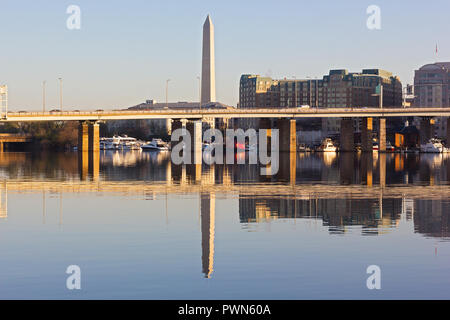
<box><xmin>165</xmin><ymin>79</ymin><xmax>171</xmax><ymax>109</ymax></box>
<box><xmin>58</xmin><ymin>78</ymin><xmax>63</xmax><ymax>111</ymax></box>
<box><xmin>42</xmin><ymin>81</ymin><xmax>46</xmax><ymax>112</ymax></box>
<box><xmin>0</xmin><ymin>85</ymin><xmax>7</xmax><ymax>119</ymax></box>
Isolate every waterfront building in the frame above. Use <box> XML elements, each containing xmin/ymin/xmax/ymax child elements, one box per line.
<box><xmin>414</xmin><ymin>62</ymin><xmax>450</xmax><ymax>138</ymax></box>
<box><xmin>239</xmin><ymin>75</ymin><xmax>276</xmax><ymax>108</ymax></box>
<box><xmin>321</xmin><ymin>69</ymin><xmax>402</xmax><ymax>135</ymax></box>
<box><xmin>239</xmin><ymin>69</ymin><xmax>402</xmax><ymax>134</ymax></box>
<box><xmin>239</xmin><ymin>69</ymin><xmax>401</xmax><ymax>110</ymax></box>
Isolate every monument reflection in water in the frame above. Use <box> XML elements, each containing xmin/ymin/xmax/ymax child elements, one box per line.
<box><xmin>0</xmin><ymin>150</ymin><xmax>449</xmax><ymax>299</ymax></box>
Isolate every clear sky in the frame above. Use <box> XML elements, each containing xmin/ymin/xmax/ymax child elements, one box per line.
<box><xmin>0</xmin><ymin>0</ymin><xmax>448</xmax><ymax>110</ymax></box>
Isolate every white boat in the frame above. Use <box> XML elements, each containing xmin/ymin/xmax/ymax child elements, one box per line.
<box><xmin>320</xmin><ymin>138</ymin><xmax>337</xmax><ymax>152</ymax></box>
<box><xmin>119</xmin><ymin>136</ymin><xmax>140</xmax><ymax>150</ymax></box>
<box><xmin>141</xmin><ymin>139</ymin><xmax>169</xmax><ymax>151</ymax></box>
<box><xmin>100</xmin><ymin>137</ymin><xmax>116</xmax><ymax>150</ymax></box>
<box><xmin>420</xmin><ymin>138</ymin><xmax>450</xmax><ymax>153</ymax></box>
<box><xmin>101</xmin><ymin>136</ymin><xmax>141</xmax><ymax>150</ymax></box>
<box><xmin>373</xmin><ymin>142</ymin><xmax>379</xmax><ymax>152</ymax></box>
<box><xmin>298</xmin><ymin>144</ymin><xmax>309</xmax><ymax>152</ymax></box>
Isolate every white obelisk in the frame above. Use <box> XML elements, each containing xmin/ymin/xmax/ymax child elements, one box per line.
<box><xmin>201</xmin><ymin>15</ymin><xmax>216</xmax><ymax>106</ymax></box>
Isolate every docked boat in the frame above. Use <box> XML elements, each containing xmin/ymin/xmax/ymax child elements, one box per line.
<box><xmin>319</xmin><ymin>138</ymin><xmax>337</xmax><ymax>152</ymax></box>
<box><xmin>386</xmin><ymin>141</ymin><xmax>395</xmax><ymax>152</ymax></box>
<box><xmin>100</xmin><ymin>137</ymin><xmax>116</xmax><ymax>150</ymax></box>
<box><xmin>373</xmin><ymin>142</ymin><xmax>379</xmax><ymax>151</ymax></box>
<box><xmin>420</xmin><ymin>138</ymin><xmax>450</xmax><ymax>153</ymax></box>
<box><xmin>100</xmin><ymin>136</ymin><xmax>142</xmax><ymax>150</ymax></box>
<box><xmin>119</xmin><ymin>136</ymin><xmax>141</xmax><ymax>150</ymax></box>
<box><xmin>141</xmin><ymin>138</ymin><xmax>170</xmax><ymax>151</ymax></box>
<box><xmin>298</xmin><ymin>143</ymin><xmax>310</xmax><ymax>152</ymax></box>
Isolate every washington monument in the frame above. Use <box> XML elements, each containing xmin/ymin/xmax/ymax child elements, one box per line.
<box><xmin>201</xmin><ymin>15</ymin><xmax>216</xmax><ymax>105</ymax></box>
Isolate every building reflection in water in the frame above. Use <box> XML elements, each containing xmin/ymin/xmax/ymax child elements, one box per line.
<box><xmin>0</xmin><ymin>151</ymin><xmax>450</xmax><ymax>277</ymax></box>
<box><xmin>238</xmin><ymin>196</ymin><xmax>404</xmax><ymax>235</ymax></box>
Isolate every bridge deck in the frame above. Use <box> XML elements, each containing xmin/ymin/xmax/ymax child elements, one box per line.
<box><xmin>2</xmin><ymin>180</ymin><xmax>450</xmax><ymax>200</ymax></box>
<box><xmin>2</xmin><ymin>107</ymin><xmax>450</xmax><ymax>122</ymax></box>
<box><xmin>0</xmin><ymin>134</ymin><xmax>32</xmax><ymax>142</ymax></box>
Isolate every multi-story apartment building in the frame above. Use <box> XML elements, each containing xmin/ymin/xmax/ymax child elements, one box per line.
<box><xmin>322</xmin><ymin>69</ymin><xmax>402</xmax><ymax>108</ymax></box>
<box><xmin>239</xmin><ymin>75</ymin><xmax>276</xmax><ymax>108</ymax></box>
<box><xmin>414</xmin><ymin>62</ymin><xmax>450</xmax><ymax>138</ymax></box>
<box><xmin>321</xmin><ymin>69</ymin><xmax>402</xmax><ymax>134</ymax></box>
<box><xmin>239</xmin><ymin>69</ymin><xmax>402</xmax><ymax>134</ymax></box>
<box><xmin>239</xmin><ymin>69</ymin><xmax>402</xmax><ymax>109</ymax></box>
<box><xmin>239</xmin><ymin>75</ymin><xmax>321</xmax><ymax>109</ymax></box>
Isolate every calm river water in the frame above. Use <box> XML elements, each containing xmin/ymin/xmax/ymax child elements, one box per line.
<box><xmin>0</xmin><ymin>150</ymin><xmax>449</xmax><ymax>299</ymax></box>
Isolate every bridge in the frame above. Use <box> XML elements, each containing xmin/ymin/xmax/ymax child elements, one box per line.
<box><xmin>1</xmin><ymin>107</ymin><xmax>449</xmax><ymax>154</ymax></box>
<box><xmin>0</xmin><ymin>133</ymin><xmax>32</xmax><ymax>151</ymax></box>
<box><xmin>2</xmin><ymin>107</ymin><xmax>450</xmax><ymax>121</ymax></box>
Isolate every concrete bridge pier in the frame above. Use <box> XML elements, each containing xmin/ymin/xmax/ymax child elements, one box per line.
<box><xmin>361</xmin><ymin>117</ymin><xmax>373</xmax><ymax>153</ymax></box>
<box><xmin>340</xmin><ymin>118</ymin><xmax>354</xmax><ymax>152</ymax></box>
<box><xmin>166</xmin><ymin>119</ymin><xmax>172</xmax><ymax>135</ymax></box>
<box><xmin>88</xmin><ymin>121</ymin><xmax>100</xmax><ymax>152</ymax></box>
<box><xmin>215</xmin><ymin>117</ymin><xmax>230</xmax><ymax>133</ymax></box>
<box><xmin>172</xmin><ymin>119</ymin><xmax>202</xmax><ymax>172</ymax></box>
<box><xmin>0</xmin><ymin>134</ymin><xmax>33</xmax><ymax>152</ymax></box>
<box><xmin>279</xmin><ymin>119</ymin><xmax>296</xmax><ymax>153</ymax></box>
<box><xmin>420</xmin><ymin>117</ymin><xmax>433</xmax><ymax>145</ymax></box>
<box><xmin>202</xmin><ymin>117</ymin><xmax>215</xmax><ymax>130</ymax></box>
<box><xmin>78</xmin><ymin>121</ymin><xmax>100</xmax><ymax>181</ymax></box>
<box><xmin>78</xmin><ymin>121</ymin><xmax>89</xmax><ymax>152</ymax></box>
<box><xmin>186</xmin><ymin>120</ymin><xmax>203</xmax><ymax>165</ymax></box>
<box><xmin>170</xmin><ymin>119</ymin><xmax>186</xmax><ymax>150</ymax></box>
<box><xmin>378</xmin><ymin>118</ymin><xmax>386</xmax><ymax>152</ymax></box>
<box><xmin>78</xmin><ymin>121</ymin><xmax>99</xmax><ymax>152</ymax></box>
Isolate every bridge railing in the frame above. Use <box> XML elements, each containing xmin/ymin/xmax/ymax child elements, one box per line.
<box><xmin>4</xmin><ymin>107</ymin><xmax>450</xmax><ymax>118</ymax></box>
<box><xmin>0</xmin><ymin>133</ymin><xmax>32</xmax><ymax>137</ymax></box>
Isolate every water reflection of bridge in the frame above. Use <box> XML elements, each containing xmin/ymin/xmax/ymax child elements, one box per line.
<box><xmin>1</xmin><ymin>151</ymin><xmax>450</xmax><ymax>278</ymax></box>
<box><xmin>1</xmin><ymin>179</ymin><xmax>450</xmax><ymax>277</ymax></box>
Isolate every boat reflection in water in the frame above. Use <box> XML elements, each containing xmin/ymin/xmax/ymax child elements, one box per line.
<box><xmin>0</xmin><ymin>150</ymin><xmax>450</xmax><ymax>298</ymax></box>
